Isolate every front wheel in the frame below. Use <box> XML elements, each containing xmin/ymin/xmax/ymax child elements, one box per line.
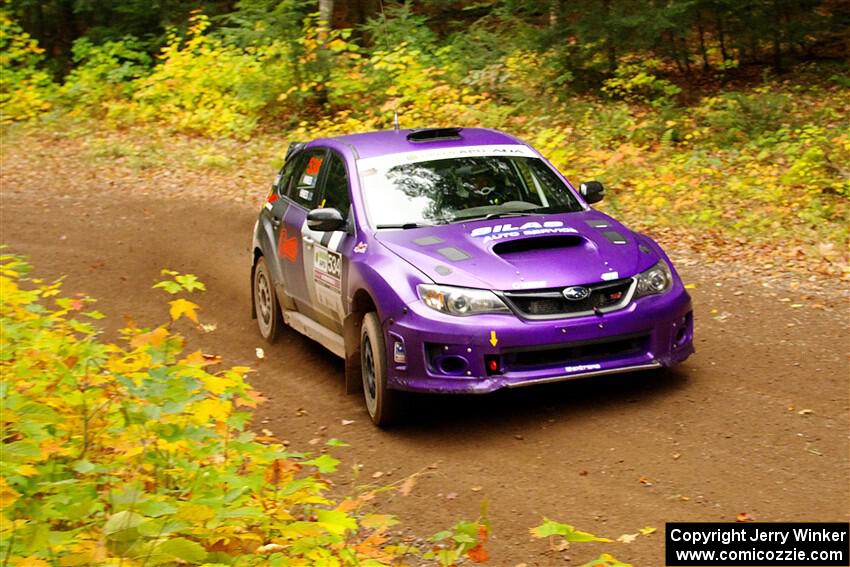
<box><xmin>254</xmin><ymin>256</ymin><xmax>282</xmax><ymax>343</ymax></box>
<box><xmin>360</xmin><ymin>312</ymin><xmax>400</xmax><ymax>426</ymax></box>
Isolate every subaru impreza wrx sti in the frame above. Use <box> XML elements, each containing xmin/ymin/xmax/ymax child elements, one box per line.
<box><xmin>251</xmin><ymin>127</ymin><xmax>694</xmax><ymax>425</ymax></box>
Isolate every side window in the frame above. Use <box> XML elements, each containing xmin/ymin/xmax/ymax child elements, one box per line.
<box><xmin>287</xmin><ymin>149</ymin><xmax>326</xmax><ymax>208</ymax></box>
<box><xmin>320</xmin><ymin>153</ymin><xmax>351</xmax><ymax>217</ymax></box>
<box><xmin>275</xmin><ymin>155</ymin><xmax>299</xmax><ymax>195</ymax></box>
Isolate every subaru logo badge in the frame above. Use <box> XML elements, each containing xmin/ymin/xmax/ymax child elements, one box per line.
<box><xmin>563</xmin><ymin>286</ymin><xmax>590</xmax><ymax>301</ymax></box>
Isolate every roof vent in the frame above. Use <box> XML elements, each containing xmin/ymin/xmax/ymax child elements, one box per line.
<box><xmin>406</xmin><ymin>128</ymin><xmax>463</xmax><ymax>143</ymax></box>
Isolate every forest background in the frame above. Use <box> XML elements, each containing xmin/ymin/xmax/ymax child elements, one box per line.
<box><xmin>1</xmin><ymin>1</ymin><xmax>849</xmax><ymax>565</ymax></box>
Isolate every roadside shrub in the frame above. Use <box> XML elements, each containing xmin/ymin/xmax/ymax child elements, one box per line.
<box><xmin>61</xmin><ymin>36</ymin><xmax>152</xmax><ymax>112</ymax></box>
<box><xmin>0</xmin><ymin>257</ymin><xmax>440</xmax><ymax>565</ymax></box>
<box><xmin>108</xmin><ymin>13</ymin><xmax>290</xmax><ymax>138</ymax></box>
<box><xmin>602</xmin><ymin>57</ymin><xmax>681</xmax><ymax>107</ymax></box>
<box><xmin>0</xmin><ymin>253</ymin><xmax>661</xmax><ymax>565</ymax></box>
<box><xmin>694</xmin><ymin>87</ymin><xmax>792</xmax><ymax>144</ymax></box>
<box><xmin>303</xmin><ymin>40</ymin><xmax>494</xmax><ymax>136</ymax></box>
<box><xmin>0</xmin><ymin>11</ymin><xmax>56</xmax><ymax>123</ymax></box>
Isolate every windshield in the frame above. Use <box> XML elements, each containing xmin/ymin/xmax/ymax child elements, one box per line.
<box><xmin>357</xmin><ymin>147</ymin><xmax>583</xmax><ymax>228</ymax></box>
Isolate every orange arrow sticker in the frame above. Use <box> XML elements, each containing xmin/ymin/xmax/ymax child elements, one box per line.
<box><xmin>489</xmin><ymin>330</ymin><xmax>498</xmax><ymax>347</ymax></box>
<box><xmin>278</xmin><ymin>228</ymin><xmax>298</xmax><ymax>262</ymax></box>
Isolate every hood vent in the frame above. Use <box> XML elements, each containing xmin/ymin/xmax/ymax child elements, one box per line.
<box><xmin>492</xmin><ymin>235</ymin><xmax>584</xmax><ymax>257</ymax></box>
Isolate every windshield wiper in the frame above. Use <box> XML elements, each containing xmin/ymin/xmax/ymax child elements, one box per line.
<box><xmin>376</xmin><ymin>222</ymin><xmax>435</xmax><ymax>230</ymax></box>
<box><xmin>450</xmin><ymin>211</ymin><xmax>534</xmax><ymax>223</ymax></box>
<box><xmin>484</xmin><ymin>211</ymin><xmax>535</xmax><ymax>220</ymax></box>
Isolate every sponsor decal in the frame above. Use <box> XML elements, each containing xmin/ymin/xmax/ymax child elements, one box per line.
<box><xmin>511</xmin><ymin>280</ymin><xmax>547</xmax><ymax>289</ymax></box>
<box><xmin>470</xmin><ymin>220</ymin><xmax>578</xmax><ymax>243</ymax></box>
<box><xmin>278</xmin><ymin>227</ymin><xmax>298</xmax><ymax>262</ymax></box>
<box><xmin>357</xmin><ymin>144</ymin><xmax>539</xmax><ymax>171</ymax></box>
<box><xmin>601</xmin><ymin>271</ymin><xmax>619</xmax><ymax>280</ymax></box>
<box><xmin>354</xmin><ymin>241</ymin><xmax>368</xmax><ymax>254</ymax></box>
<box><xmin>564</xmin><ymin>363</ymin><xmax>602</xmax><ymax>373</ymax></box>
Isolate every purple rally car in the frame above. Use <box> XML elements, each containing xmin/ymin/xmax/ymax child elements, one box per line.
<box><xmin>251</xmin><ymin>127</ymin><xmax>694</xmax><ymax>425</ymax></box>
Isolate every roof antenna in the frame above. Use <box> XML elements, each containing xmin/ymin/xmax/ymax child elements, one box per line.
<box><xmin>378</xmin><ymin>0</ymin><xmax>400</xmax><ymax>131</ymax></box>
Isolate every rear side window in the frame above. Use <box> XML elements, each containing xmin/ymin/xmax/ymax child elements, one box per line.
<box><xmin>320</xmin><ymin>152</ymin><xmax>351</xmax><ymax>217</ymax></box>
<box><xmin>275</xmin><ymin>156</ymin><xmax>299</xmax><ymax>194</ymax></box>
<box><xmin>287</xmin><ymin>148</ymin><xmax>326</xmax><ymax>208</ymax></box>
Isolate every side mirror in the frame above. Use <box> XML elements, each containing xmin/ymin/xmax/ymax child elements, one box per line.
<box><xmin>579</xmin><ymin>181</ymin><xmax>605</xmax><ymax>204</ymax></box>
<box><xmin>307</xmin><ymin>208</ymin><xmax>346</xmax><ymax>232</ymax></box>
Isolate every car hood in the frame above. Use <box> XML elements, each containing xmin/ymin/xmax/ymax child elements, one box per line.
<box><xmin>375</xmin><ymin>211</ymin><xmax>658</xmax><ymax>291</ymax></box>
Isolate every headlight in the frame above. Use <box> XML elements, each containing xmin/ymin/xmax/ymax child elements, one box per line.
<box><xmin>635</xmin><ymin>260</ymin><xmax>673</xmax><ymax>297</ymax></box>
<box><xmin>417</xmin><ymin>284</ymin><xmax>510</xmax><ymax>316</ymax></box>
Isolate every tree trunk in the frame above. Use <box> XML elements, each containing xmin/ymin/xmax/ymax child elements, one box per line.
<box><xmin>681</xmin><ymin>35</ymin><xmax>693</xmax><ymax>74</ymax></box>
<box><xmin>697</xmin><ymin>11</ymin><xmax>711</xmax><ymax>70</ymax></box>
<box><xmin>319</xmin><ymin>0</ymin><xmax>334</xmax><ymax>27</ymax></box>
<box><xmin>716</xmin><ymin>14</ymin><xmax>729</xmax><ymax>62</ymax></box>
<box><xmin>669</xmin><ymin>32</ymin><xmax>686</xmax><ymax>74</ymax></box>
<box><xmin>771</xmin><ymin>0</ymin><xmax>785</xmax><ymax>72</ymax></box>
<box><xmin>602</xmin><ymin>0</ymin><xmax>617</xmax><ymax>73</ymax></box>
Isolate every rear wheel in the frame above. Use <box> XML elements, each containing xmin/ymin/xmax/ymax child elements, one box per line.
<box><xmin>361</xmin><ymin>312</ymin><xmax>400</xmax><ymax>426</ymax></box>
<box><xmin>254</xmin><ymin>256</ymin><xmax>282</xmax><ymax>343</ymax></box>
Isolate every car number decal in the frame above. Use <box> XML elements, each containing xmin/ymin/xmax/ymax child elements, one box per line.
<box><xmin>314</xmin><ymin>248</ymin><xmax>342</xmax><ymax>292</ymax></box>
<box><xmin>306</xmin><ymin>156</ymin><xmax>324</xmax><ymax>175</ymax></box>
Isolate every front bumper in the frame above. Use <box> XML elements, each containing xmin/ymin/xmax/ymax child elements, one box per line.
<box><xmin>384</xmin><ymin>285</ymin><xmax>694</xmax><ymax>394</ymax></box>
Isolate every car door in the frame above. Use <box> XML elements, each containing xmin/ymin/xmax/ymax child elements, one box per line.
<box><xmin>302</xmin><ymin>150</ymin><xmax>354</xmax><ymax>329</ymax></box>
<box><xmin>258</xmin><ymin>152</ymin><xmax>300</xmax><ymax>310</ymax></box>
<box><xmin>277</xmin><ymin>147</ymin><xmax>327</xmax><ymax>316</ymax></box>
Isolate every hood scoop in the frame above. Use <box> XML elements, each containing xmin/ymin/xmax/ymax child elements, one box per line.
<box><xmin>492</xmin><ymin>235</ymin><xmax>584</xmax><ymax>258</ymax></box>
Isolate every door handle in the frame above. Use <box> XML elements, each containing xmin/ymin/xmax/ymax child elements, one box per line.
<box><xmin>271</xmin><ymin>217</ymin><xmax>281</xmax><ymax>229</ymax></box>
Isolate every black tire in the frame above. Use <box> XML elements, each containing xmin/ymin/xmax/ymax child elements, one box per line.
<box><xmin>254</xmin><ymin>256</ymin><xmax>282</xmax><ymax>343</ymax></box>
<box><xmin>360</xmin><ymin>312</ymin><xmax>400</xmax><ymax>426</ymax></box>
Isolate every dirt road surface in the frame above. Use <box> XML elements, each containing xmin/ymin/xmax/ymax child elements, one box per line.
<box><xmin>2</xmin><ymin>135</ymin><xmax>848</xmax><ymax>565</ymax></box>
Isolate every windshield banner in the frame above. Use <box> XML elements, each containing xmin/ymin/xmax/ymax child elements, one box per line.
<box><xmin>357</xmin><ymin>144</ymin><xmax>539</xmax><ymax>172</ymax></box>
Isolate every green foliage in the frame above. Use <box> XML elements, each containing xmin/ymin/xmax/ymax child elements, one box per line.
<box><xmin>529</xmin><ymin>519</ymin><xmax>633</xmax><ymax>566</ymax></box>
<box><xmin>424</xmin><ymin>501</ymin><xmax>491</xmax><ymax>565</ymax></box>
<box><xmin>530</xmin><ymin>518</ymin><xmax>612</xmax><ymax>542</ymax></box>
<box><xmin>107</xmin><ymin>13</ymin><xmax>288</xmax><ymax>138</ymax></box>
<box><xmin>695</xmin><ymin>87</ymin><xmax>793</xmax><ymax>144</ymax></box>
<box><xmin>602</xmin><ymin>57</ymin><xmax>682</xmax><ymax>107</ymax></box>
<box><xmin>2</xmin><ymin>5</ymin><xmax>847</xmax><ymax>270</ymax></box>
<box><xmin>60</xmin><ymin>36</ymin><xmax>152</xmax><ymax>111</ymax></box>
<box><xmin>1</xmin><ymin>255</ymin><xmax>456</xmax><ymax>565</ymax></box>
<box><xmin>361</xmin><ymin>1</ymin><xmax>438</xmax><ymax>52</ymax></box>
<box><xmin>0</xmin><ymin>10</ymin><xmax>56</xmax><ymax>122</ymax></box>
<box><xmin>219</xmin><ymin>0</ymin><xmax>313</xmax><ymax>48</ymax></box>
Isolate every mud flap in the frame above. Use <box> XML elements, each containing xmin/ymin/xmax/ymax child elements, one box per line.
<box><xmin>343</xmin><ymin>313</ymin><xmax>363</xmax><ymax>394</ymax></box>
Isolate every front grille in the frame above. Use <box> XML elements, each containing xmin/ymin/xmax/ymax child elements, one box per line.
<box><xmin>505</xmin><ymin>333</ymin><xmax>648</xmax><ymax>371</ymax></box>
<box><xmin>502</xmin><ymin>278</ymin><xmax>634</xmax><ymax>319</ymax></box>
